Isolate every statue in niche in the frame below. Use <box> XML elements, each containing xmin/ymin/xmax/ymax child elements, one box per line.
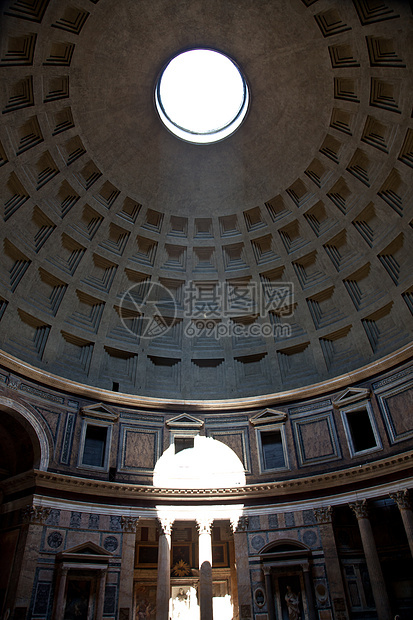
<box><xmin>285</xmin><ymin>585</ymin><xmax>301</xmax><ymax>620</ymax></box>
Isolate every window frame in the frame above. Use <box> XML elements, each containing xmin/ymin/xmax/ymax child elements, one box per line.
<box><xmin>78</xmin><ymin>420</ymin><xmax>112</xmax><ymax>472</ymax></box>
<box><xmin>169</xmin><ymin>429</ymin><xmax>200</xmax><ymax>454</ymax></box>
<box><xmin>256</xmin><ymin>424</ymin><xmax>289</xmax><ymax>474</ymax></box>
<box><xmin>340</xmin><ymin>400</ymin><xmax>382</xmax><ymax>458</ymax></box>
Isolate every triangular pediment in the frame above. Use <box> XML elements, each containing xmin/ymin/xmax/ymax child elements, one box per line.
<box><xmin>166</xmin><ymin>414</ymin><xmax>204</xmax><ymax>428</ymax></box>
<box><xmin>250</xmin><ymin>408</ymin><xmax>287</xmax><ymax>425</ymax></box>
<box><xmin>57</xmin><ymin>541</ymin><xmax>112</xmax><ymax>561</ymax></box>
<box><xmin>332</xmin><ymin>387</ymin><xmax>370</xmax><ymax>408</ymax></box>
<box><xmin>80</xmin><ymin>402</ymin><xmax>119</xmax><ymax>422</ymax></box>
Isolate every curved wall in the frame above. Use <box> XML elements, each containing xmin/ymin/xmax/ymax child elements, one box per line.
<box><xmin>1</xmin><ymin>354</ymin><xmax>412</xmax><ymax>492</ymax></box>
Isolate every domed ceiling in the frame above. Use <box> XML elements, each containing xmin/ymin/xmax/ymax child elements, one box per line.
<box><xmin>0</xmin><ymin>0</ymin><xmax>412</xmax><ymax>401</ymax></box>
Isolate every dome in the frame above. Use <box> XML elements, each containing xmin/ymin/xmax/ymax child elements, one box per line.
<box><xmin>1</xmin><ymin>4</ymin><xmax>413</xmax><ymax>620</ymax></box>
<box><xmin>0</xmin><ymin>0</ymin><xmax>413</xmax><ymax>402</ymax></box>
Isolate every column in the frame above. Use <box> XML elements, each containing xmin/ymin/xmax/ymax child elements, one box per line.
<box><xmin>197</xmin><ymin>517</ymin><xmax>214</xmax><ymax>620</ymax></box>
<box><xmin>390</xmin><ymin>489</ymin><xmax>413</xmax><ymax>557</ymax></box>
<box><xmin>302</xmin><ymin>562</ymin><xmax>317</xmax><ymax>620</ymax></box>
<box><xmin>53</xmin><ymin>566</ymin><xmax>69</xmax><ymax>620</ymax></box>
<box><xmin>349</xmin><ymin>500</ymin><xmax>392</xmax><ymax>620</ymax></box>
<box><xmin>13</xmin><ymin>505</ymin><xmax>51</xmax><ymax>611</ymax></box>
<box><xmin>263</xmin><ymin>566</ymin><xmax>276</xmax><ymax>620</ymax></box>
<box><xmin>314</xmin><ymin>506</ymin><xmax>350</xmax><ymax>620</ymax></box>
<box><xmin>119</xmin><ymin>516</ymin><xmax>139</xmax><ymax>619</ymax></box>
<box><xmin>231</xmin><ymin>516</ymin><xmax>253</xmax><ymax>620</ymax></box>
<box><xmin>96</xmin><ymin>568</ymin><xmax>108</xmax><ymax>619</ymax></box>
<box><xmin>229</xmin><ymin>538</ymin><xmax>239</xmax><ymax>620</ymax></box>
<box><xmin>156</xmin><ymin>516</ymin><xmax>173</xmax><ymax>620</ymax></box>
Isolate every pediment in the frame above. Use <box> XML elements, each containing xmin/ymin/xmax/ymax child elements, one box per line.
<box><xmin>57</xmin><ymin>541</ymin><xmax>112</xmax><ymax>561</ymax></box>
<box><xmin>80</xmin><ymin>402</ymin><xmax>119</xmax><ymax>422</ymax></box>
<box><xmin>166</xmin><ymin>414</ymin><xmax>204</xmax><ymax>428</ymax></box>
<box><xmin>250</xmin><ymin>408</ymin><xmax>287</xmax><ymax>425</ymax></box>
<box><xmin>332</xmin><ymin>387</ymin><xmax>370</xmax><ymax>408</ymax></box>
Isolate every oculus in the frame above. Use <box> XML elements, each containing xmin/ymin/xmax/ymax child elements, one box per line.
<box><xmin>155</xmin><ymin>48</ymin><xmax>249</xmax><ymax>144</ymax></box>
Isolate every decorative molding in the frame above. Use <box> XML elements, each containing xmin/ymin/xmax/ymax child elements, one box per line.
<box><xmin>390</xmin><ymin>489</ymin><xmax>411</xmax><ymax>511</ymax></box>
<box><xmin>196</xmin><ymin>517</ymin><xmax>214</xmax><ymax>534</ymax></box>
<box><xmin>0</xmin><ymin>345</ymin><xmax>412</xmax><ymax>411</ymax></box>
<box><xmin>349</xmin><ymin>499</ymin><xmax>369</xmax><ymax>520</ymax></box>
<box><xmin>7</xmin><ymin>378</ymin><xmax>20</xmax><ymax>390</ymax></box>
<box><xmin>288</xmin><ymin>400</ymin><xmax>332</xmax><ymax>416</ymax></box>
<box><xmin>375</xmin><ymin>379</ymin><xmax>413</xmax><ymax>444</ymax></box>
<box><xmin>121</xmin><ymin>516</ymin><xmax>139</xmax><ymax>533</ymax></box>
<box><xmin>22</xmin><ymin>504</ymin><xmax>51</xmax><ymax>524</ymax></box>
<box><xmin>332</xmin><ymin>387</ymin><xmax>370</xmax><ymax>408</ymax></box>
<box><xmin>373</xmin><ymin>366</ymin><xmax>413</xmax><ymax>391</ymax></box>
<box><xmin>157</xmin><ymin>516</ymin><xmax>173</xmax><ymax>536</ymax></box>
<box><xmin>292</xmin><ymin>411</ymin><xmax>341</xmax><ymax>467</ymax></box>
<box><xmin>166</xmin><ymin>414</ymin><xmax>204</xmax><ymax>428</ymax></box>
<box><xmin>56</xmin><ymin>540</ymin><xmax>112</xmax><ymax>561</ymax></box>
<box><xmin>231</xmin><ymin>515</ymin><xmax>249</xmax><ymax>533</ymax></box>
<box><xmin>80</xmin><ymin>402</ymin><xmax>119</xmax><ymax>422</ymax></box>
<box><xmin>2</xmin><ymin>454</ymin><xmax>413</xmax><ymax>505</ymax></box>
<box><xmin>314</xmin><ymin>506</ymin><xmax>333</xmax><ymax>524</ymax></box>
<box><xmin>250</xmin><ymin>408</ymin><xmax>287</xmax><ymax>425</ymax></box>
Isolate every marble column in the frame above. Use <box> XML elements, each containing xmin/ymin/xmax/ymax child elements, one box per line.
<box><xmin>263</xmin><ymin>566</ymin><xmax>276</xmax><ymax>620</ymax></box>
<box><xmin>197</xmin><ymin>517</ymin><xmax>214</xmax><ymax>620</ymax></box>
<box><xmin>314</xmin><ymin>506</ymin><xmax>350</xmax><ymax>620</ymax></box>
<box><xmin>302</xmin><ymin>562</ymin><xmax>317</xmax><ymax>620</ymax></box>
<box><xmin>390</xmin><ymin>489</ymin><xmax>413</xmax><ymax>558</ymax></box>
<box><xmin>232</xmin><ymin>516</ymin><xmax>253</xmax><ymax>620</ymax></box>
<box><xmin>13</xmin><ymin>505</ymin><xmax>51</xmax><ymax>611</ymax></box>
<box><xmin>349</xmin><ymin>500</ymin><xmax>392</xmax><ymax>620</ymax></box>
<box><xmin>96</xmin><ymin>568</ymin><xmax>108</xmax><ymax>619</ymax></box>
<box><xmin>119</xmin><ymin>516</ymin><xmax>139</xmax><ymax>618</ymax></box>
<box><xmin>156</xmin><ymin>517</ymin><xmax>173</xmax><ymax>620</ymax></box>
<box><xmin>53</xmin><ymin>566</ymin><xmax>69</xmax><ymax>620</ymax></box>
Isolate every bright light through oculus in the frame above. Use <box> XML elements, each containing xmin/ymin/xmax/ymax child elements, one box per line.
<box><xmin>155</xmin><ymin>49</ymin><xmax>249</xmax><ymax>144</ymax></box>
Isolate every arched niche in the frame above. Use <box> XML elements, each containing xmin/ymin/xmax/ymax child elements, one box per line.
<box><xmin>260</xmin><ymin>539</ymin><xmax>317</xmax><ymax>620</ymax></box>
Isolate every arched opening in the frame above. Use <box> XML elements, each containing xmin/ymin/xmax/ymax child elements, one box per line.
<box><xmin>0</xmin><ymin>406</ymin><xmax>41</xmax><ymax>480</ymax></box>
<box><xmin>0</xmin><ymin>398</ymin><xmax>49</xmax><ymax>476</ymax></box>
<box><xmin>0</xmin><ymin>400</ymin><xmax>50</xmax><ymax>616</ymax></box>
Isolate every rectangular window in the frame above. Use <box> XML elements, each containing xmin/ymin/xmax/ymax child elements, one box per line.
<box><xmin>346</xmin><ymin>409</ymin><xmax>376</xmax><ymax>453</ymax></box>
<box><xmin>175</xmin><ymin>437</ymin><xmax>194</xmax><ymax>454</ymax></box>
<box><xmin>82</xmin><ymin>425</ymin><xmax>107</xmax><ymax>467</ymax></box>
<box><xmin>341</xmin><ymin>402</ymin><xmax>381</xmax><ymax>457</ymax></box>
<box><xmin>260</xmin><ymin>429</ymin><xmax>285</xmax><ymax>470</ymax></box>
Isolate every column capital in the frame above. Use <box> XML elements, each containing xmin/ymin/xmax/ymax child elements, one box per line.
<box><xmin>349</xmin><ymin>499</ymin><xmax>369</xmax><ymax>520</ymax></box>
<box><xmin>157</xmin><ymin>516</ymin><xmax>173</xmax><ymax>536</ymax></box>
<box><xmin>390</xmin><ymin>489</ymin><xmax>411</xmax><ymax>511</ymax></box>
<box><xmin>21</xmin><ymin>504</ymin><xmax>51</xmax><ymax>524</ymax></box>
<box><xmin>196</xmin><ymin>517</ymin><xmax>213</xmax><ymax>534</ymax></box>
<box><xmin>121</xmin><ymin>516</ymin><xmax>139</xmax><ymax>533</ymax></box>
<box><xmin>230</xmin><ymin>515</ymin><xmax>249</xmax><ymax>533</ymax></box>
<box><xmin>314</xmin><ymin>506</ymin><xmax>333</xmax><ymax>524</ymax></box>
<box><xmin>263</xmin><ymin>565</ymin><xmax>272</xmax><ymax>576</ymax></box>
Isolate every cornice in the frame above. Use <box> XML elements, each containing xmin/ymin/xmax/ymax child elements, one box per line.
<box><xmin>1</xmin><ymin>344</ymin><xmax>412</xmax><ymax>411</ymax></box>
<box><xmin>1</xmin><ymin>450</ymin><xmax>412</xmax><ymax>505</ymax></box>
